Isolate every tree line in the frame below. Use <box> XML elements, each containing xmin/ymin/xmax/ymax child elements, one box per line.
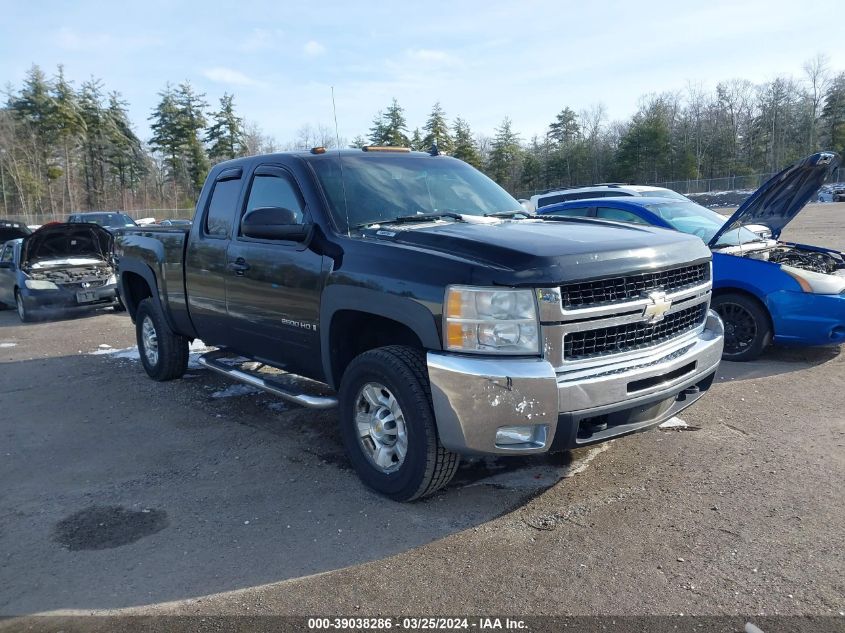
<box><xmin>2</xmin><ymin>55</ymin><xmax>844</xmax><ymax>222</ymax></box>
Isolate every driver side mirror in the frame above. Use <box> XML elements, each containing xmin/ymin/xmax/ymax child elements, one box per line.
<box><xmin>241</xmin><ymin>207</ymin><xmax>309</xmax><ymax>241</ymax></box>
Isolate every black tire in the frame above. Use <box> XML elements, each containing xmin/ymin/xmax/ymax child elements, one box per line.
<box><xmin>338</xmin><ymin>345</ymin><xmax>460</xmax><ymax>502</ymax></box>
<box><xmin>112</xmin><ymin>294</ymin><xmax>126</xmax><ymax>312</ymax></box>
<box><xmin>15</xmin><ymin>290</ymin><xmax>34</xmax><ymax>323</ymax></box>
<box><xmin>135</xmin><ymin>297</ymin><xmax>189</xmax><ymax>381</ymax></box>
<box><xmin>712</xmin><ymin>292</ymin><xmax>772</xmax><ymax>362</ymax></box>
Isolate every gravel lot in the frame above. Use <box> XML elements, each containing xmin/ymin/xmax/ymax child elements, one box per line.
<box><xmin>1</xmin><ymin>204</ymin><xmax>844</xmax><ymax>621</ymax></box>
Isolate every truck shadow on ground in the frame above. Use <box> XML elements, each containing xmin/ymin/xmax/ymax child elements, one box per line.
<box><xmin>715</xmin><ymin>344</ymin><xmax>840</xmax><ymax>383</ymax></box>
<box><xmin>0</xmin><ymin>351</ymin><xmax>592</xmax><ymax>615</ymax></box>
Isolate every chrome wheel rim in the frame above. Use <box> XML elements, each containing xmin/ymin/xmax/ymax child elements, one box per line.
<box><xmin>354</xmin><ymin>382</ymin><xmax>408</xmax><ymax>473</ymax></box>
<box><xmin>141</xmin><ymin>316</ymin><xmax>159</xmax><ymax>366</ymax></box>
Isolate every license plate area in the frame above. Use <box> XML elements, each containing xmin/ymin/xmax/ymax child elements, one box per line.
<box><xmin>76</xmin><ymin>290</ymin><xmax>97</xmax><ymax>303</ymax></box>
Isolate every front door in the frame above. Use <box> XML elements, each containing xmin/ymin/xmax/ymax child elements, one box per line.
<box><xmin>224</xmin><ymin>164</ymin><xmax>326</xmax><ymax>379</ymax></box>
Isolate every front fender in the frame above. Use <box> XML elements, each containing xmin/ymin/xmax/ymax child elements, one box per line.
<box><xmin>319</xmin><ymin>284</ymin><xmax>442</xmax><ymax>388</ymax></box>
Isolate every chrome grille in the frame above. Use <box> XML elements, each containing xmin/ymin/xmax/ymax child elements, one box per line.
<box><xmin>563</xmin><ymin>303</ymin><xmax>707</xmax><ymax>360</ymax></box>
<box><xmin>560</xmin><ymin>263</ymin><xmax>709</xmax><ymax>310</ymax></box>
<box><xmin>60</xmin><ymin>279</ymin><xmax>109</xmax><ymax>290</ymax></box>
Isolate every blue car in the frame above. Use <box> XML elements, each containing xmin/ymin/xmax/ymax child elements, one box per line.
<box><xmin>537</xmin><ymin>152</ymin><xmax>844</xmax><ymax>361</ymax></box>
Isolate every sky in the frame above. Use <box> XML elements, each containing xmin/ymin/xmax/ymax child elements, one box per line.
<box><xmin>1</xmin><ymin>0</ymin><xmax>843</xmax><ymax>145</ymax></box>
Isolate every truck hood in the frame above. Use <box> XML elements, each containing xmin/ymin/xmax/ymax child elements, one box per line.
<box><xmin>363</xmin><ymin>218</ymin><xmax>711</xmax><ymax>284</ymax></box>
<box><xmin>21</xmin><ymin>223</ymin><xmax>113</xmax><ymax>269</ymax></box>
<box><xmin>710</xmin><ymin>151</ymin><xmax>841</xmax><ymax>245</ymax></box>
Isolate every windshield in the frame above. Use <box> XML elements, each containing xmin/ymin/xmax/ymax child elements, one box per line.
<box><xmin>77</xmin><ymin>213</ymin><xmax>137</xmax><ymax>228</ymax></box>
<box><xmin>310</xmin><ymin>154</ymin><xmax>521</xmax><ymax>231</ymax></box>
<box><xmin>645</xmin><ymin>200</ymin><xmax>760</xmax><ymax>246</ymax></box>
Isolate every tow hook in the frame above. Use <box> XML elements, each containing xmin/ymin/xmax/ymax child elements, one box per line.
<box><xmin>678</xmin><ymin>385</ymin><xmax>700</xmax><ymax>402</ymax></box>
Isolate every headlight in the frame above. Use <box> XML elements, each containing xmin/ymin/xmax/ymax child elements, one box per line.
<box><xmin>25</xmin><ymin>279</ymin><xmax>59</xmax><ymax>290</ymax></box>
<box><xmin>782</xmin><ymin>265</ymin><xmax>845</xmax><ymax>294</ymax></box>
<box><xmin>444</xmin><ymin>286</ymin><xmax>540</xmax><ymax>354</ymax></box>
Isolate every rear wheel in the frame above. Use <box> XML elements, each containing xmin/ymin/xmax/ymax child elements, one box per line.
<box><xmin>712</xmin><ymin>293</ymin><xmax>772</xmax><ymax>361</ymax></box>
<box><xmin>135</xmin><ymin>297</ymin><xmax>188</xmax><ymax>380</ymax></box>
<box><xmin>338</xmin><ymin>345</ymin><xmax>459</xmax><ymax>502</ymax></box>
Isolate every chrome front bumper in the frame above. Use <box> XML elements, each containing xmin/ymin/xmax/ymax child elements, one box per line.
<box><xmin>428</xmin><ymin>310</ymin><xmax>724</xmax><ymax>455</ymax></box>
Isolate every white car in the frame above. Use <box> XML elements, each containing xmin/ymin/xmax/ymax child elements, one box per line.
<box><xmin>529</xmin><ymin>184</ymin><xmax>688</xmax><ymax>211</ymax></box>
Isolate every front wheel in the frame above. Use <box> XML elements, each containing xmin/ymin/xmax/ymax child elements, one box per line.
<box><xmin>338</xmin><ymin>346</ymin><xmax>459</xmax><ymax>502</ymax></box>
<box><xmin>15</xmin><ymin>290</ymin><xmax>34</xmax><ymax>323</ymax></box>
<box><xmin>712</xmin><ymin>293</ymin><xmax>772</xmax><ymax>361</ymax></box>
<box><xmin>135</xmin><ymin>297</ymin><xmax>189</xmax><ymax>380</ymax></box>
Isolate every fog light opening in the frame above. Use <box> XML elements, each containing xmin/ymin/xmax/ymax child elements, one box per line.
<box><xmin>495</xmin><ymin>424</ymin><xmax>548</xmax><ymax>449</ymax></box>
<box><xmin>830</xmin><ymin>325</ymin><xmax>845</xmax><ymax>341</ymax></box>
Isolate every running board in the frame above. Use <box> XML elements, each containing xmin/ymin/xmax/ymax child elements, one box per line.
<box><xmin>198</xmin><ymin>350</ymin><xmax>338</xmax><ymax>409</ymax></box>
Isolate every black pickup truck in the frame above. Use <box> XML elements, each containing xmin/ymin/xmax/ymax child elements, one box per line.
<box><xmin>116</xmin><ymin>148</ymin><xmax>724</xmax><ymax>501</ymax></box>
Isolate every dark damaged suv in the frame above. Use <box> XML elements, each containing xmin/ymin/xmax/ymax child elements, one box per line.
<box><xmin>116</xmin><ymin>148</ymin><xmax>724</xmax><ymax>501</ymax></box>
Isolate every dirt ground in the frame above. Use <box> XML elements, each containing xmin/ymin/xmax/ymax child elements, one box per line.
<box><xmin>1</xmin><ymin>204</ymin><xmax>844</xmax><ymax>623</ymax></box>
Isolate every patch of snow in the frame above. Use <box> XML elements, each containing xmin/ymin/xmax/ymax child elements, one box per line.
<box><xmin>659</xmin><ymin>417</ymin><xmax>688</xmax><ymax>429</ymax></box>
<box><xmin>210</xmin><ymin>384</ymin><xmax>262</xmax><ymax>399</ymax></box>
<box><xmin>89</xmin><ymin>339</ymin><xmax>215</xmax><ymax>366</ymax></box>
<box><xmin>89</xmin><ymin>345</ymin><xmax>140</xmax><ymax>360</ymax></box>
<box><xmin>0</xmin><ymin>342</ymin><xmax>16</xmax><ymax>348</ymax></box>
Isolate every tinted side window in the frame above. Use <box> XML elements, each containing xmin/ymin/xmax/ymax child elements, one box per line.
<box><xmin>243</xmin><ymin>173</ymin><xmax>305</xmax><ymax>224</ymax></box>
<box><xmin>547</xmin><ymin>207</ymin><xmax>590</xmax><ymax>217</ymax></box>
<box><xmin>204</xmin><ymin>178</ymin><xmax>242</xmax><ymax>237</ymax></box>
<box><xmin>595</xmin><ymin>207</ymin><xmax>649</xmax><ymax>224</ymax></box>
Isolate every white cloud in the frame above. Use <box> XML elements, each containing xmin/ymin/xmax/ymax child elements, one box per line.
<box><xmin>303</xmin><ymin>40</ymin><xmax>326</xmax><ymax>56</ymax></box>
<box><xmin>406</xmin><ymin>49</ymin><xmax>455</xmax><ymax>64</ymax></box>
<box><xmin>202</xmin><ymin>67</ymin><xmax>258</xmax><ymax>86</ymax></box>
<box><xmin>240</xmin><ymin>28</ymin><xmax>283</xmax><ymax>52</ymax></box>
<box><xmin>56</xmin><ymin>26</ymin><xmax>158</xmax><ymax>52</ymax></box>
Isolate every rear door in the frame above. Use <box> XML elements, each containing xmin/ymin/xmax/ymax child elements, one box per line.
<box><xmin>185</xmin><ymin>167</ymin><xmax>244</xmax><ymax>346</ymax></box>
<box><xmin>224</xmin><ymin>163</ymin><xmax>325</xmax><ymax>378</ymax></box>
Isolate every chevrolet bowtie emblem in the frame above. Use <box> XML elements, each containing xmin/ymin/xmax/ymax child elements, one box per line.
<box><xmin>643</xmin><ymin>291</ymin><xmax>672</xmax><ymax>323</ymax></box>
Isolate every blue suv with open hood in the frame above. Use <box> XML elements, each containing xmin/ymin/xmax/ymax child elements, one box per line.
<box><xmin>537</xmin><ymin>152</ymin><xmax>844</xmax><ymax>361</ymax></box>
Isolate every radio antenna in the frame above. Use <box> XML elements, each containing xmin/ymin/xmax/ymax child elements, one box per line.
<box><xmin>331</xmin><ymin>86</ymin><xmax>352</xmax><ymax>237</ymax></box>
<box><xmin>331</xmin><ymin>86</ymin><xmax>342</xmax><ymax>150</ymax></box>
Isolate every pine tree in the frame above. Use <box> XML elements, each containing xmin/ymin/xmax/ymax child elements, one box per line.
<box><xmin>206</xmin><ymin>93</ymin><xmax>246</xmax><ymax>162</ymax></box>
<box><xmin>51</xmin><ymin>66</ymin><xmax>85</xmax><ymax>212</ymax></box>
<box><xmin>349</xmin><ymin>135</ymin><xmax>367</xmax><ymax>148</ymax></box>
<box><xmin>105</xmin><ymin>92</ymin><xmax>145</xmax><ymax>201</ymax></box>
<box><xmin>174</xmin><ymin>82</ymin><xmax>209</xmax><ymax>195</ymax></box>
<box><xmin>78</xmin><ymin>79</ymin><xmax>110</xmax><ymax>208</ymax></box>
<box><xmin>368</xmin><ymin>110</ymin><xmax>387</xmax><ymax>145</ymax></box>
<box><xmin>149</xmin><ymin>83</ymin><xmax>184</xmax><ymax>205</ymax></box>
<box><xmin>547</xmin><ymin>107</ymin><xmax>580</xmax><ymax>145</ymax></box>
<box><xmin>487</xmin><ymin>117</ymin><xmax>522</xmax><ymax>190</ymax></box>
<box><xmin>410</xmin><ymin>128</ymin><xmax>424</xmax><ymax>151</ymax></box>
<box><xmin>381</xmin><ymin>98</ymin><xmax>409</xmax><ymax>146</ymax></box>
<box><xmin>452</xmin><ymin>117</ymin><xmax>482</xmax><ymax>168</ymax></box>
<box><xmin>422</xmin><ymin>102</ymin><xmax>453</xmax><ymax>153</ymax></box>
<box><xmin>822</xmin><ymin>72</ymin><xmax>845</xmax><ymax>155</ymax></box>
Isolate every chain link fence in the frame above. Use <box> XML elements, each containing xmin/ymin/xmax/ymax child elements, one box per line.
<box><xmin>514</xmin><ymin>167</ymin><xmax>845</xmax><ymax>201</ymax></box>
<box><xmin>4</xmin><ymin>208</ymin><xmax>195</xmax><ymax>227</ymax></box>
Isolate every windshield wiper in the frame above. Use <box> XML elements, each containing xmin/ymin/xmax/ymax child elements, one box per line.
<box><xmin>483</xmin><ymin>210</ymin><xmax>531</xmax><ymax>219</ymax></box>
<box><xmin>352</xmin><ymin>212</ymin><xmax>464</xmax><ymax>229</ymax></box>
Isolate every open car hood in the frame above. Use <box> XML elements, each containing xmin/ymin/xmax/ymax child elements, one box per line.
<box><xmin>0</xmin><ymin>219</ymin><xmax>32</xmax><ymax>243</ymax></box>
<box><xmin>709</xmin><ymin>151</ymin><xmax>841</xmax><ymax>246</ymax></box>
<box><xmin>20</xmin><ymin>223</ymin><xmax>113</xmax><ymax>268</ymax></box>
